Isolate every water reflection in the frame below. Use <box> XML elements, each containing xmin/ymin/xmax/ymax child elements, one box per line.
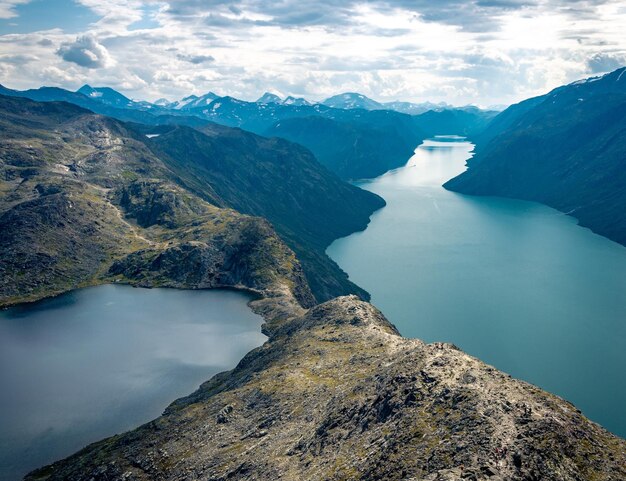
<box><xmin>0</xmin><ymin>284</ymin><xmax>266</xmax><ymax>480</ymax></box>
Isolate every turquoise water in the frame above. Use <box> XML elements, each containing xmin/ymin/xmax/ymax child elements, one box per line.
<box><xmin>0</xmin><ymin>285</ymin><xmax>266</xmax><ymax>480</ymax></box>
<box><xmin>327</xmin><ymin>137</ymin><xmax>626</xmax><ymax>438</ymax></box>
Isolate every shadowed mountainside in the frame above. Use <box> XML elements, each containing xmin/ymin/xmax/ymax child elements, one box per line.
<box><xmin>445</xmin><ymin>67</ymin><xmax>626</xmax><ymax>246</ymax></box>
<box><xmin>263</xmin><ymin>114</ymin><xmax>422</xmax><ymax>179</ymax></box>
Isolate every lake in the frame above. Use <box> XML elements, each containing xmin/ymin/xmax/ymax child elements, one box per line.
<box><xmin>327</xmin><ymin>137</ymin><xmax>626</xmax><ymax>438</ymax></box>
<box><xmin>0</xmin><ymin>285</ymin><xmax>266</xmax><ymax>480</ymax></box>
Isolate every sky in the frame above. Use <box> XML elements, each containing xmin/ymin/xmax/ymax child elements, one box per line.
<box><xmin>0</xmin><ymin>0</ymin><xmax>625</xmax><ymax>107</ymax></box>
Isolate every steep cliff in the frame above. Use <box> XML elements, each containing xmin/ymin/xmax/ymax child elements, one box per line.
<box><xmin>445</xmin><ymin>67</ymin><xmax>626</xmax><ymax>246</ymax></box>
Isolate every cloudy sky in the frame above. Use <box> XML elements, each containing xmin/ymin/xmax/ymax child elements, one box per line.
<box><xmin>0</xmin><ymin>0</ymin><xmax>625</xmax><ymax>106</ymax></box>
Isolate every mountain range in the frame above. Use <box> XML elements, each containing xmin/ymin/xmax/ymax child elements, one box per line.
<box><xmin>0</xmin><ymin>94</ymin><xmax>382</xmax><ymax>307</ymax></box>
<box><xmin>320</xmin><ymin>91</ymin><xmax>455</xmax><ymax>114</ymax></box>
<box><xmin>0</xmin><ymin>83</ymin><xmax>496</xmax><ymax>180</ymax></box>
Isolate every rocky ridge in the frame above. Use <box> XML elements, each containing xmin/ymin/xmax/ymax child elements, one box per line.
<box><xmin>27</xmin><ymin>296</ymin><xmax>626</xmax><ymax>481</ymax></box>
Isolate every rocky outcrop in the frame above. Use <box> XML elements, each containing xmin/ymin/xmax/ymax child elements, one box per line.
<box><xmin>0</xmin><ymin>180</ymin><xmax>141</xmax><ymax>305</ymax></box>
<box><xmin>28</xmin><ymin>297</ymin><xmax>626</xmax><ymax>481</ymax></box>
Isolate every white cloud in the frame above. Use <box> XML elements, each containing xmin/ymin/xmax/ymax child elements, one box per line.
<box><xmin>0</xmin><ymin>0</ymin><xmax>29</xmax><ymax>19</ymax></box>
<box><xmin>75</xmin><ymin>0</ymin><xmax>145</xmax><ymax>31</ymax></box>
<box><xmin>57</xmin><ymin>35</ymin><xmax>113</xmax><ymax>68</ymax></box>
<box><xmin>0</xmin><ymin>0</ymin><xmax>625</xmax><ymax>105</ymax></box>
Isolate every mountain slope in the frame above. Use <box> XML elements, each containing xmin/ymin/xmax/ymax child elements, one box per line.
<box><xmin>0</xmin><ymin>94</ymin><xmax>382</xmax><ymax>306</ymax></box>
<box><xmin>444</xmin><ymin>67</ymin><xmax>626</xmax><ymax>246</ymax></box>
<box><xmin>176</xmin><ymin>96</ymin><xmax>425</xmax><ymax>179</ymax></box>
<box><xmin>413</xmin><ymin>106</ymin><xmax>499</xmax><ymax>139</ymax></box>
<box><xmin>0</xmin><ymin>84</ymin><xmax>207</xmax><ymax>127</ymax></box>
<box><xmin>77</xmin><ymin>85</ymin><xmax>136</xmax><ymax>109</ymax></box>
<box><xmin>383</xmin><ymin>100</ymin><xmax>453</xmax><ymax>115</ymax></box>
<box><xmin>168</xmin><ymin>92</ymin><xmax>219</xmax><ymax>110</ymax></box>
<box><xmin>0</xmin><ymin>95</ymin><xmax>314</xmax><ymax>311</ymax></box>
<box><xmin>144</xmin><ymin>122</ymin><xmax>385</xmax><ymax>300</ymax></box>
<box><xmin>257</xmin><ymin>92</ymin><xmax>282</xmax><ymax>104</ymax></box>
<box><xmin>264</xmin><ymin>115</ymin><xmax>420</xmax><ymax>179</ymax></box>
<box><xmin>322</xmin><ymin>92</ymin><xmax>384</xmax><ymax>110</ymax></box>
<box><xmin>471</xmin><ymin>95</ymin><xmax>546</xmax><ymax>149</ymax></box>
<box><xmin>27</xmin><ymin>296</ymin><xmax>626</xmax><ymax>481</ymax></box>
<box><xmin>282</xmin><ymin>95</ymin><xmax>311</xmax><ymax>106</ymax></box>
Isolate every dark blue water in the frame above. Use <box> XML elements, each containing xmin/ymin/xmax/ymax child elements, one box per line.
<box><xmin>0</xmin><ymin>285</ymin><xmax>266</xmax><ymax>480</ymax></box>
<box><xmin>328</xmin><ymin>137</ymin><xmax>626</xmax><ymax>438</ymax></box>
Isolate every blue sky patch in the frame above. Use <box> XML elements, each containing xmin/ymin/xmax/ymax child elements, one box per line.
<box><xmin>128</xmin><ymin>5</ymin><xmax>161</xmax><ymax>31</ymax></box>
<box><xmin>0</xmin><ymin>0</ymin><xmax>99</xmax><ymax>35</ymax></box>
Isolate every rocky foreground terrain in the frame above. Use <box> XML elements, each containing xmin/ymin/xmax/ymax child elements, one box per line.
<box><xmin>27</xmin><ymin>295</ymin><xmax>626</xmax><ymax>480</ymax></box>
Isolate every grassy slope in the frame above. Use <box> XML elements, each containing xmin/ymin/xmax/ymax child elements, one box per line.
<box><xmin>144</xmin><ymin>123</ymin><xmax>385</xmax><ymax>302</ymax></box>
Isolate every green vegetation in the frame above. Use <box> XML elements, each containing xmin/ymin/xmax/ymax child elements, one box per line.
<box><xmin>0</xmin><ymin>94</ymin><xmax>315</xmax><ymax>310</ymax></box>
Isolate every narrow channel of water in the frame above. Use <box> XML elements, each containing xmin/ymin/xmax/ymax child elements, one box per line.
<box><xmin>0</xmin><ymin>285</ymin><xmax>266</xmax><ymax>480</ymax></box>
<box><xmin>327</xmin><ymin>137</ymin><xmax>626</xmax><ymax>438</ymax></box>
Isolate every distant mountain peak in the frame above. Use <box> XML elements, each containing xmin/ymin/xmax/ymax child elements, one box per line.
<box><xmin>322</xmin><ymin>92</ymin><xmax>383</xmax><ymax>110</ymax></box>
<box><xmin>169</xmin><ymin>92</ymin><xmax>218</xmax><ymax>110</ymax></box>
<box><xmin>257</xmin><ymin>92</ymin><xmax>282</xmax><ymax>104</ymax></box>
<box><xmin>76</xmin><ymin>85</ymin><xmax>134</xmax><ymax>107</ymax></box>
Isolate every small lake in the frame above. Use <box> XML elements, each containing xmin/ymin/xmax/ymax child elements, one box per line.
<box><xmin>327</xmin><ymin>137</ymin><xmax>626</xmax><ymax>438</ymax></box>
<box><xmin>0</xmin><ymin>285</ymin><xmax>266</xmax><ymax>480</ymax></box>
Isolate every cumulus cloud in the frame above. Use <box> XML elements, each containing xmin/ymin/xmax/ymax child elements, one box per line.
<box><xmin>1</xmin><ymin>0</ymin><xmax>626</xmax><ymax>105</ymax></box>
<box><xmin>587</xmin><ymin>52</ymin><xmax>626</xmax><ymax>73</ymax></box>
<box><xmin>57</xmin><ymin>35</ymin><xmax>113</xmax><ymax>68</ymax></box>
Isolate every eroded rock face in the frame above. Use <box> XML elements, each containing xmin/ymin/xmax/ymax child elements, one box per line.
<box><xmin>28</xmin><ymin>297</ymin><xmax>626</xmax><ymax>481</ymax></box>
